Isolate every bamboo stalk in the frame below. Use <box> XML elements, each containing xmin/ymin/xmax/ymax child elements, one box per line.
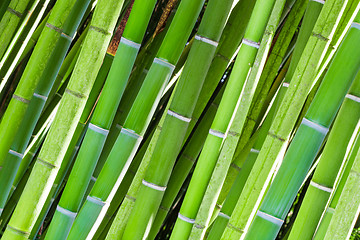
<box><xmin>0</xmin><ymin>0</ymin><xmax>77</xmax><ymax>169</ymax></box>
<box><xmin>0</xmin><ymin>0</ymin><xmax>91</xmax><ymax>212</ymax></box>
<box><xmin>0</xmin><ymin>0</ymin><xmax>124</xmax><ymax>237</ymax></box>
<box><xmin>65</xmin><ymin>0</ymin><xmax>205</xmax><ymax>239</ymax></box>
<box><xmin>243</xmin><ymin>14</ymin><xmax>360</xmax><ymax>239</ymax></box>
<box><xmin>222</xmin><ymin>0</ymin><xmax>348</xmax><ymax>238</ymax></box>
<box><xmin>188</xmin><ymin>0</ymin><xmax>288</xmax><ymax>238</ymax></box>
<box><xmin>314</xmin><ymin>126</ymin><xmax>360</xmax><ymax>239</ymax></box>
<box><xmin>324</xmin><ymin>133</ymin><xmax>360</xmax><ymax>239</ymax></box>
<box><xmin>0</xmin><ymin>0</ymin><xmax>34</xmax><ymax>59</ymax></box>
<box><xmin>289</xmin><ymin>62</ymin><xmax>360</xmax><ymax>239</ymax></box>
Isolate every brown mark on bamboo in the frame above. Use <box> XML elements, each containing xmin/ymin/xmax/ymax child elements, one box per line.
<box><xmin>6</xmin><ymin>7</ymin><xmax>23</xmax><ymax>18</ymax></box>
<box><xmin>12</xmin><ymin>94</ymin><xmax>30</xmax><ymax>104</ymax></box>
<box><xmin>89</xmin><ymin>26</ymin><xmax>112</xmax><ymax>36</ymax></box>
<box><xmin>125</xmin><ymin>194</ymin><xmax>136</xmax><ymax>202</ymax></box>
<box><xmin>6</xmin><ymin>225</ymin><xmax>30</xmax><ymax>237</ymax></box>
<box><xmin>215</xmin><ymin>53</ymin><xmax>231</xmax><ymax>62</ymax></box>
<box><xmin>183</xmin><ymin>153</ymin><xmax>196</xmax><ymax>163</ymax></box>
<box><xmin>268</xmin><ymin>131</ymin><xmax>286</xmax><ymax>142</ymax></box>
<box><xmin>230</xmin><ymin>162</ymin><xmax>241</xmax><ymax>172</ymax></box>
<box><xmin>226</xmin><ymin>222</ymin><xmax>244</xmax><ymax>233</ymax></box>
<box><xmin>45</xmin><ymin>23</ymin><xmax>62</xmax><ymax>33</ymax></box>
<box><xmin>37</xmin><ymin>157</ymin><xmax>57</xmax><ymax>169</ymax></box>
<box><xmin>65</xmin><ymin>88</ymin><xmax>87</xmax><ymax>99</ymax></box>
<box><xmin>228</xmin><ymin>130</ymin><xmax>240</xmax><ymax>137</ymax></box>
<box><xmin>311</xmin><ymin>32</ymin><xmax>329</xmax><ymax>42</ymax></box>
<box><xmin>152</xmin><ymin>0</ymin><xmax>178</xmax><ymax>38</ymax></box>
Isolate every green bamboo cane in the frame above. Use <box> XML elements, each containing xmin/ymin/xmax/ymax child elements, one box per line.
<box><xmin>0</xmin><ymin>0</ymin><xmax>34</xmax><ymax>59</ymax></box>
<box><xmin>64</xmin><ymin>0</ymin><xmax>205</xmax><ymax>239</ymax></box>
<box><xmin>188</xmin><ymin>1</ymin><xmax>289</xmax><ymax>238</ymax></box>
<box><xmin>44</xmin><ymin>1</ymin><xmax>157</xmax><ymax>239</ymax></box>
<box><xmin>0</xmin><ymin>0</ymin><xmax>77</xmax><ymax>169</ymax></box>
<box><xmin>117</xmin><ymin>1</ymin><xmax>238</xmax><ymax>239</ymax></box>
<box><xmin>185</xmin><ymin>0</ymin><xmax>255</xmax><ymax>136</ymax></box>
<box><xmin>168</xmin><ymin>0</ymin><xmax>277</xmax><ymax>238</ymax></box>
<box><xmin>243</xmin><ymin>17</ymin><xmax>360</xmax><ymax>240</ymax></box>
<box><xmin>147</xmin><ymin>86</ymin><xmax>224</xmax><ymax>240</ymax></box>
<box><xmin>230</xmin><ymin>0</ymin><xmax>309</xmax><ymax>162</ymax></box>
<box><xmin>0</xmin><ymin>0</ymin><xmax>91</xmax><ymax>212</ymax></box>
<box><xmin>0</xmin><ymin>0</ymin><xmax>11</xmax><ymax>21</ymax></box>
<box><xmin>0</xmin><ymin>10</ymin><xmax>49</xmax><ymax>96</ymax></box>
<box><xmin>289</xmin><ymin>65</ymin><xmax>360</xmax><ymax>239</ymax></box>
<box><xmin>222</xmin><ymin>0</ymin><xmax>348</xmax><ymax>238</ymax></box>
<box><xmin>0</xmin><ymin>101</ymin><xmax>54</xmax><ymax>231</ymax></box>
<box><xmin>314</xmin><ymin>127</ymin><xmax>360</xmax><ymax>240</ymax></box>
<box><xmin>323</xmin><ymin>134</ymin><xmax>360</xmax><ymax>239</ymax></box>
<box><xmin>1</xmin><ymin>0</ymin><xmax>124</xmax><ymax>237</ymax></box>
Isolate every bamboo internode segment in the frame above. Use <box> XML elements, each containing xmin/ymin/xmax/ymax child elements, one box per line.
<box><xmin>311</xmin><ymin>0</ymin><xmax>326</xmax><ymax>4</ymax></box>
<box><xmin>209</xmin><ymin>129</ymin><xmax>225</xmax><ymax>138</ymax></box>
<box><xmin>141</xmin><ymin>179</ymin><xmax>167</xmax><ymax>191</ymax></box>
<box><xmin>301</xmin><ymin>117</ymin><xmax>329</xmax><ymax>135</ymax></box>
<box><xmin>256</xmin><ymin>211</ymin><xmax>284</xmax><ymax>225</ymax></box>
<box><xmin>194</xmin><ymin>34</ymin><xmax>219</xmax><ymax>47</ymax></box>
<box><xmin>6</xmin><ymin>7</ymin><xmax>23</xmax><ymax>18</ymax></box>
<box><xmin>56</xmin><ymin>206</ymin><xmax>77</xmax><ymax>219</ymax></box>
<box><xmin>242</xmin><ymin>38</ymin><xmax>260</xmax><ymax>48</ymax></box>
<box><xmin>167</xmin><ymin>109</ymin><xmax>191</xmax><ymax>122</ymax></box>
<box><xmin>310</xmin><ymin>180</ymin><xmax>333</xmax><ymax>193</ymax></box>
<box><xmin>178</xmin><ymin>213</ymin><xmax>195</xmax><ymax>224</ymax></box>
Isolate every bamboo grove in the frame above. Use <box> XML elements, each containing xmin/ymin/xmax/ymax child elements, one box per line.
<box><xmin>0</xmin><ymin>0</ymin><xmax>359</xmax><ymax>239</ymax></box>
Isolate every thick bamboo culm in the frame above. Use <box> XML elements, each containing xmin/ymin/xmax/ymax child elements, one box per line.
<box><xmin>1</xmin><ymin>0</ymin><xmax>360</xmax><ymax>239</ymax></box>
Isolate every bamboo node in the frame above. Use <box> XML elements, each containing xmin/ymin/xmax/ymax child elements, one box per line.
<box><xmin>37</xmin><ymin>157</ymin><xmax>57</xmax><ymax>169</ymax></box>
<box><xmin>121</xmin><ymin>37</ymin><xmax>141</xmax><ymax>49</ymax></box>
<box><xmin>125</xmin><ymin>194</ymin><xmax>136</xmax><ymax>202</ymax></box>
<box><xmin>311</xmin><ymin>32</ymin><xmax>329</xmax><ymax>42</ymax></box>
<box><xmin>327</xmin><ymin>207</ymin><xmax>335</xmax><ymax>213</ymax></box>
<box><xmin>65</xmin><ymin>88</ymin><xmax>87</xmax><ymax>99</ymax></box>
<box><xmin>216</xmin><ymin>53</ymin><xmax>230</xmax><ymax>62</ymax></box>
<box><xmin>61</xmin><ymin>32</ymin><xmax>74</xmax><ymax>41</ymax></box>
<box><xmin>218</xmin><ymin>212</ymin><xmax>230</xmax><ymax>219</ymax></box>
<box><xmin>178</xmin><ymin>213</ymin><xmax>195</xmax><ymax>224</ymax></box>
<box><xmin>194</xmin><ymin>223</ymin><xmax>205</xmax><ymax>229</ymax></box>
<box><xmin>142</xmin><ymin>179</ymin><xmax>166</xmax><ymax>192</ymax></box>
<box><xmin>56</xmin><ymin>206</ymin><xmax>77</xmax><ymax>219</ymax></box>
<box><xmin>268</xmin><ymin>132</ymin><xmax>286</xmax><ymax>142</ymax></box>
<box><xmin>12</xmin><ymin>94</ymin><xmax>30</xmax><ymax>104</ymax></box>
<box><xmin>8</xmin><ymin>149</ymin><xmax>24</xmax><ymax>159</ymax></box>
<box><xmin>116</xmin><ymin>124</ymin><xmax>122</xmax><ymax>129</ymax></box>
<box><xmin>257</xmin><ymin>210</ymin><xmax>284</xmax><ymax>226</ymax></box>
<box><xmin>230</xmin><ymin>162</ymin><xmax>241</xmax><ymax>172</ymax></box>
<box><xmin>301</xmin><ymin>118</ymin><xmax>328</xmax><ymax>135</ymax></box>
<box><xmin>87</xmin><ymin>195</ymin><xmax>106</xmax><ymax>206</ymax></box>
<box><xmin>89</xmin><ymin>26</ymin><xmax>112</xmax><ymax>36</ymax></box>
<box><xmin>346</xmin><ymin>93</ymin><xmax>360</xmax><ymax>103</ymax></box>
<box><xmin>209</xmin><ymin>129</ymin><xmax>225</xmax><ymax>139</ymax></box>
<box><xmin>282</xmin><ymin>82</ymin><xmax>290</xmax><ymax>88</ymax></box>
<box><xmin>154</xmin><ymin>58</ymin><xmax>175</xmax><ymax>70</ymax></box>
<box><xmin>242</xmin><ymin>38</ymin><xmax>260</xmax><ymax>49</ymax></box>
<box><xmin>6</xmin><ymin>225</ymin><xmax>30</xmax><ymax>237</ymax></box>
<box><xmin>195</xmin><ymin>35</ymin><xmax>219</xmax><ymax>47</ymax></box>
<box><xmin>0</xmin><ymin>208</ymin><xmax>3</xmax><ymax>214</ymax></box>
<box><xmin>228</xmin><ymin>131</ymin><xmax>240</xmax><ymax>137</ymax></box>
<box><xmin>89</xmin><ymin>123</ymin><xmax>109</xmax><ymax>136</ymax></box>
<box><xmin>33</xmin><ymin>92</ymin><xmax>48</xmax><ymax>101</ymax></box>
<box><xmin>91</xmin><ymin>176</ymin><xmax>97</xmax><ymax>182</ymax></box>
<box><xmin>250</xmin><ymin>148</ymin><xmax>260</xmax><ymax>154</ymax></box>
<box><xmin>310</xmin><ymin>0</ymin><xmax>325</xmax><ymax>4</ymax></box>
<box><xmin>45</xmin><ymin>23</ymin><xmax>62</xmax><ymax>33</ymax></box>
<box><xmin>351</xmin><ymin>22</ymin><xmax>360</xmax><ymax>31</ymax></box>
<box><xmin>183</xmin><ymin>153</ymin><xmax>196</xmax><ymax>163</ymax></box>
<box><xmin>7</xmin><ymin>7</ymin><xmax>23</xmax><ymax>18</ymax></box>
<box><xmin>226</xmin><ymin>222</ymin><xmax>244</xmax><ymax>233</ymax></box>
<box><xmin>159</xmin><ymin>205</ymin><xmax>170</xmax><ymax>212</ymax></box>
<box><xmin>167</xmin><ymin>109</ymin><xmax>191</xmax><ymax>122</ymax></box>
<box><xmin>121</xmin><ymin>127</ymin><xmax>142</xmax><ymax>139</ymax></box>
<box><xmin>310</xmin><ymin>181</ymin><xmax>332</xmax><ymax>193</ymax></box>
